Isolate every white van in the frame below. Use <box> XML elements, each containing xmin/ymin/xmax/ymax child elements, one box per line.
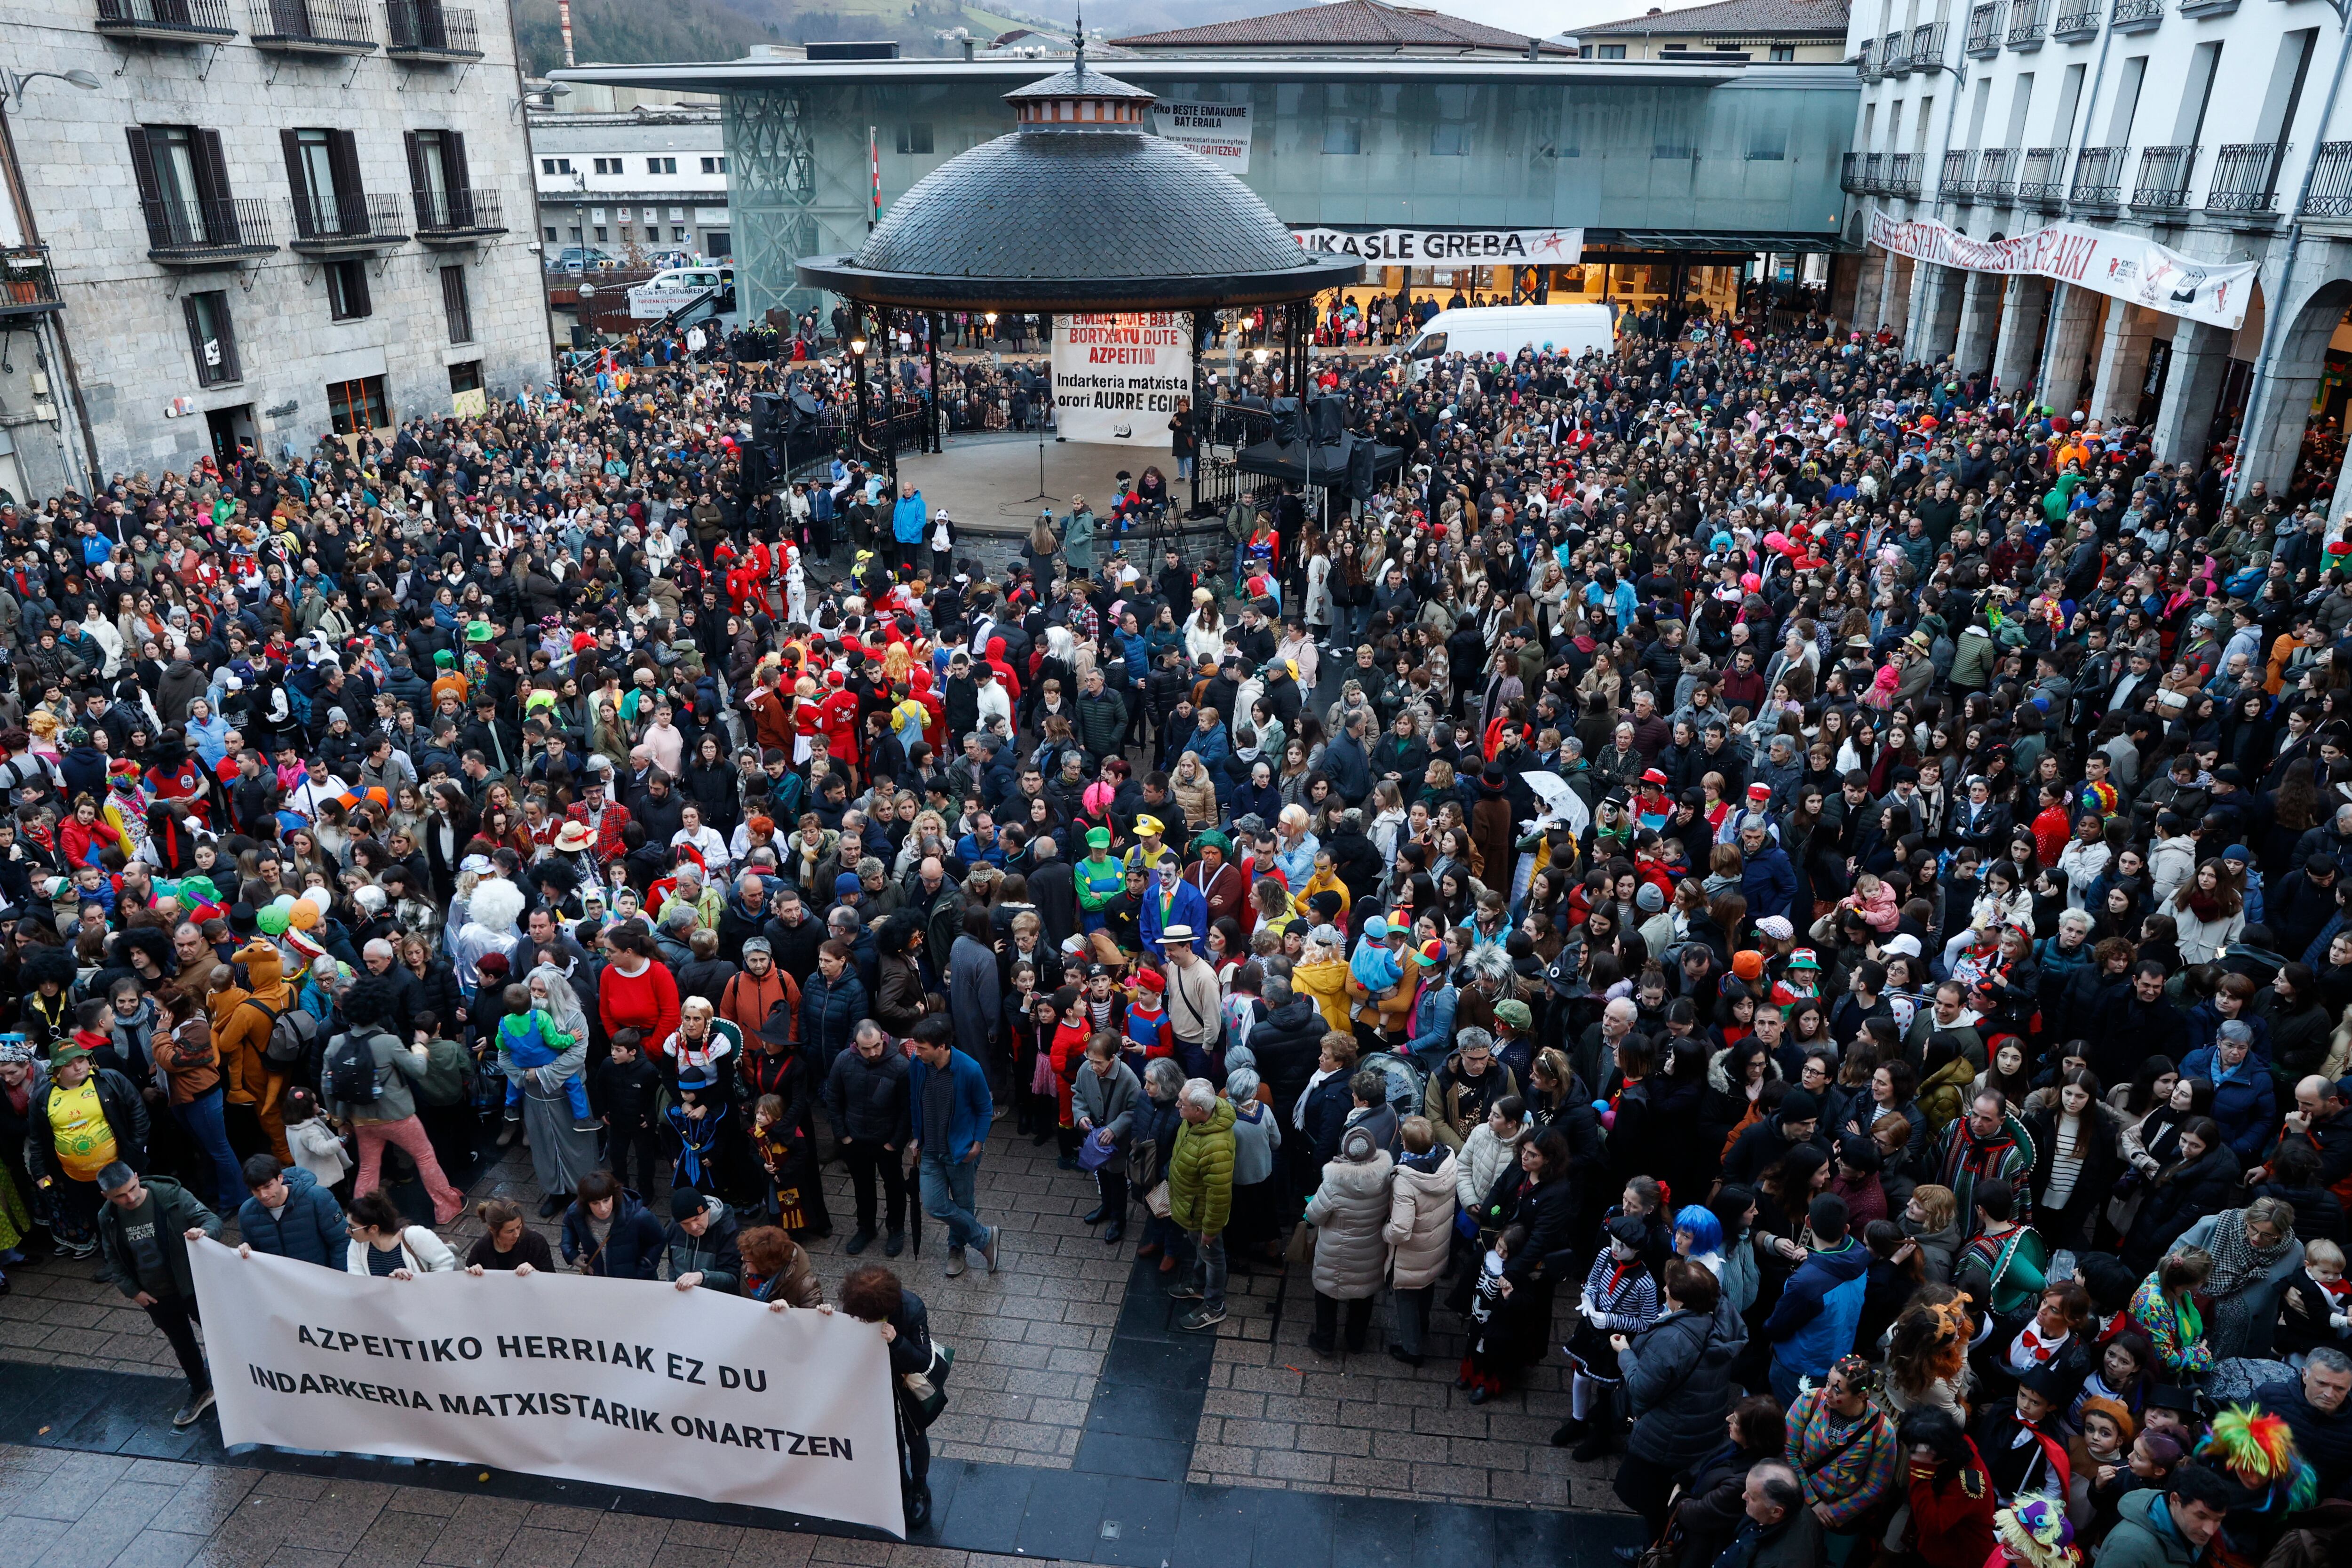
<box><xmin>1399</xmin><ymin>303</ymin><xmax>1616</xmax><ymax>380</ymax></box>
<box><xmin>628</xmin><ymin>264</ymin><xmax>734</xmax><ymax>319</ymax></box>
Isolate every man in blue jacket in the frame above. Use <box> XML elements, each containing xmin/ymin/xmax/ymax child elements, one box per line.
<box><xmin>1759</xmin><ymin>1193</ymin><xmax>1869</xmax><ymax>1407</ymax></box>
<box><xmin>890</xmin><ymin>481</ymin><xmax>928</xmax><ymax>576</ymax></box>
<box><xmin>233</xmin><ymin>1156</ymin><xmax>346</xmax><ymax>1268</ymax></box>
<box><xmin>1736</xmin><ymin>812</ymin><xmax>1798</xmax><ymax>922</ymax></box>
<box><xmin>906</xmin><ymin>1016</ymin><xmax>999</xmax><ymax>1279</ymax></box>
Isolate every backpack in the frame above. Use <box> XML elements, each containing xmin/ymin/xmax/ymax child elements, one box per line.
<box><xmin>244</xmin><ymin>997</ymin><xmax>318</xmax><ymax>1066</ymax></box>
<box><xmin>325</xmin><ymin>1028</ymin><xmax>384</xmax><ymax>1106</ymax></box>
<box><xmin>1356</xmin><ymin>1051</ymin><xmax>1424</xmax><ymax>1120</ymax></box>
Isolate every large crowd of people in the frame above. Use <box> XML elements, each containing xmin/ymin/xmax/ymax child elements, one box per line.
<box><xmin>2</xmin><ymin>291</ymin><xmax>2352</xmax><ymax>1566</ymax></box>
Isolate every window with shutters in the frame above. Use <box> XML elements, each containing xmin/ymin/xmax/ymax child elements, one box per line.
<box><xmin>184</xmin><ymin>291</ymin><xmax>239</xmax><ymax>386</ymax></box>
<box><xmin>326</xmin><ymin>374</ymin><xmax>388</xmax><ymax>435</ymax></box>
<box><xmin>326</xmin><ymin>259</ymin><xmax>370</xmax><ymax>320</ymax></box>
<box><xmin>405</xmin><ymin>129</ymin><xmax>473</xmax><ymax>228</ymax></box>
<box><xmin>283</xmin><ymin>127</ymin><xmax>367</xmax><ymax>238</ymax></box>
<box><xmin>130</xmin><ymin>124</ymin><xmax>238</xmax><ymax>248</ymax></box>
<box><xmin>440</xmin><ymin>265</ymin><xmax>473</xmax><ymax>344</ymax></box>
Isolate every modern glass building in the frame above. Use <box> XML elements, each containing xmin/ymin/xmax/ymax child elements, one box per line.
<box><xmin>549</xmin><ymin>54</ymin><xmax>1861</xmax><ymax>324</ymax></box>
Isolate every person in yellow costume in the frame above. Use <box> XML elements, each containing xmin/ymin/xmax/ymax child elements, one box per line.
<box><xmin>24</xmin><ymin>1036</ymin><xmax>149</xmax><ymax>1258</ymax></box>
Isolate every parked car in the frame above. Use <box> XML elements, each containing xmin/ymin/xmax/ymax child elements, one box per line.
<box><xmin>548</xmin><ymin>247</ymin><xmax>618</xmax><ymax>273</ymax></box>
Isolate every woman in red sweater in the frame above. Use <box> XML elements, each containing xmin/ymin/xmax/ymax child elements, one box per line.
<box><xmin>599</xmin><ymin>926</ymin><xmax>681</xmax><ymax>1073</ymax></box>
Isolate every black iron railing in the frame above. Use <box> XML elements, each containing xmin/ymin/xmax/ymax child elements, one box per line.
<box><xmin>2111</xmin><ymin>0</ymin><xmax>2161</xmax><ymax>24</ymax></box>
<box><xmin>384</xmin><ymin>0</ymin><xmax>479</xmax><ymax>56</ymax></box>
<box><xmin>1976</xmin><ymin>146</ymin><xmax>2018</xmax><ymax>200</ymax></box>
<box><xmin>2017</xmin><ymin>146</ymin><xmax>2065</xmax><ymax>204</ymax></box>
<box><xmin>2133</xmin><ymin>144</ymin><xmax>2197</xmax><ymax>209</ymax></box>
<box><xmin>1841</xmin><ymin>151</ymin><xmax>1867</xmax><ymax>192</ymax></box>
<box><xmin>2070</xmin><ymin>145</ymin><xmax>2126</xmax><ymax>204</ymax></box>
<box><xmin>1944</xmin><ymin>148</ymin><xmax>1976</xmax><ymax>198</ymax></box>
<box><xmin>1966</xmin><ymin>2</ymin><xmax>2005</xmax><ymax>52</ymax></box>
<box><xmin>289</xmin><ymin>190</ymin><xmax>407</xmax><ymax>244</ymax></box>
<box><xmin>2207</xmin><ymin>142</ymin><xmax>2284</xmax><ymax>212</ymax></box>
<box><xmin>1864</xmin><ymin>151</ymin><xmax>1888</xmax><ymax>192</ymax></box>
<box><xmin>2008</xmin><ymin>0</ymin><xmax>2050</xmax><ymax>44</ymax></box>
<box><xmin>1856</xmin><ymin>40</ymin><xmax>1879</xmax><ymax>80</ymax></box>
<box><xmin>0</xmin><ymin>246</ymin><xmax>61</xmax><ymax>314</ymax></box>
<box><xmin>141</xmin><ymin>195</ymin><xmax>275</xmax><ymax>256</ymax></box>
<box><xmin>96</xmin><ymin>0</ymin><xmax>236</xmax><ymax>35</ymax></box>
<box><xmin>1909</xmin><ymin>22</ymin><xmax>1947</xmax><ymax>65</ymax></box>
<box><xmin>1885</xmin><ymin>30</ymin><xmax>1911</xmax><ymax>72</ymax></box>
<box><xmin>413</xmin><ymin>186</ymin><xmax>502</xmax><ymax>232</ymax></box>
<box><xmin>2302</xmin><ymin>142</ymin><xmax>2352</xmax><ymax>217</ymax></box>
<box><xmin>248</xmin><ymin>0</ymin><xmax>373</xmax><ymax>46</ymax></box>
<box><xmin>2053</xmin><ymin>1</ymin><xmax>2101</xmax><ymax>35</ymax></box>
<box><xmin>1888</xmin><ymin>151</ymin><xmax>1921</xmax><ymax>196</ymax></box>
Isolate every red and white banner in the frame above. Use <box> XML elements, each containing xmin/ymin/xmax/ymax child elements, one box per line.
<box><xmin>1866</xmin><ymin>208</ymin><xmax>2258</xmax><ymax>330</ymax></box>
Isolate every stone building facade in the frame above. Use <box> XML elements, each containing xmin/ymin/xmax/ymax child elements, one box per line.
<box><xmin>0</xmin><ymin>0</ymin><xmax>552</xmax><ymax>500</ymax></box>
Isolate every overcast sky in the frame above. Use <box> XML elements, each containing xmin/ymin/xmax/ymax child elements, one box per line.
<box><xmin>1397</xmin><ymin>0</ymin><xmax>1718</xmax><ymax>38</ymax></box>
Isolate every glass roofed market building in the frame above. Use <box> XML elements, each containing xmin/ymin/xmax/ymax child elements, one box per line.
<box><xmin>551</xmin><ymin>1</ymin><xmax>1862</xmax><ymax>326</ymax></box>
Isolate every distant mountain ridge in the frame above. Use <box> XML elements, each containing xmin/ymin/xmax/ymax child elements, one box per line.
<box><xmin>516</xmin><ymin>0</ymin><xmax>1300</xmax><ymax>72</ymax></box>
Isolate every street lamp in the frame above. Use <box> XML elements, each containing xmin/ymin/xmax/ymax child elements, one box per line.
<box><xmin>849</xmin><ymin>336</ymin><xmax>867</xmax><ymax>356</ymax></box>
<box><xmin>3</xmin><ymin>68</ymin><xmax>99</xmax><ymax>110</ymax></box>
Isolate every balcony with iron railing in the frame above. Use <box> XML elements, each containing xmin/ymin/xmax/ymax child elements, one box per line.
<box><xmin>2207</xmin><ymin>142</ymin><xmax>2285</xmax><ymax>215</ymax></box>
<box><xmin>1841</xmin><ymin>151</ymin><xmax>1867</xmax><ymax>192</ymax></box>
<box><xmin>2008</xmin><ymin>0</ymin><xmax>2050</xmax><ymax>46</ymax></box>
<box><xmin>0</xmin><ymin>247</ymin><xmax>62</xmax><ymax>318</ymax></box>
<box><xmin>1863</xmin><ymin>151</ymin><xmax>1889</xmax><ymax>192</ymax></box>
<box><xmin>413</xmin><ymin>186</ymin><xmax>504</xmax><ymax>239</ymax></box>
<box><xmin>1887</xmin><ymin>151</ymin><xmax>1921</xmax><ymax>197</ymax></box>
<box><xmin>1943</xmin><ymin>148</ymin><xmax>1976</xmax><ymax>199</ymax></box>
<box><xmin>2178</xmin><ymin>0</ymin><xmax>2237</xmax><ymax>18</ymax></box>
<box><xmin>287</xmin><ymin>191</ymin><xmax>408</xmax><ymax>253</ymax></box>
<box><xmin>2111</xmin><ymin>0</ymin><xmax>2161</xmax><ymax>27</ymax></box>
<box><xmin>95</xmin><ymin>0</ymin><xmax>236</xmax><ymax>40</ymax></box>
<box><xmin>1967</xmin><ymin>1</ymin><xmax>2005</xmax><ymax>53</ymax></box>
<box><xmin>1856</xmin><ymin>39</ymin><xmax>1879</xmax><ymax>80</ymax></box>
<box><xmin>2304</xmin><ymin>143</ymin><xmax>2352</xmax><ymax>218</ymax></box>
<box><xmin>248</xmin><ymin>0</ymin><xmax>377</xmax><ymax>52</ymax></box>
<box><xmin>1909</xmin><ymin>22</ymin><xmax>1947</xmax><ymax>67</ymax></box>
<box><xmin>140</xmin><ymin>196</ymin><xmax>277</xmax><ymax>264</ymax></box>
<box><xmin>384</xmin><ymin>0</ymin><xmax>481</xmax><ymax>61</ymax></box>
<box><xmin>2133</xmin><ymin>144</ymin><xmax>2197</xmax><ymax>209</ymax></box>
<box><xmin>2017</xmin><ymin>145</ymin><xmax>2065</xmax><ymax>205</ymax></box>
<box><xmin>1885</xmin><ymin>30</ymin><xmax>1911</xmax><ymax>72</ymax></box>
<box><xmin>2053</xmin><ymin>0</ymin><xmax>2101</xmax><ymax>37</ymax></box>
<box><xmin>2070</xmin><ymin>145</ymin><xmax>2126</xmax><ymax>206</ymax></box>
<box><xmin>1976</xmin><ymin>146</ymin><xmax>2018</xmax><ymax>200</ymax></box>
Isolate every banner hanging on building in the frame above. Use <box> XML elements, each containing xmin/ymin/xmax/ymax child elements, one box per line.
<box><xmin>1051</xmin><ymin>312</ymin><xmax>1193</xmax><ymax>447</ymax></box>
<box><xmin>1288</xmin><ymin>227</ymin><xmax>1585</xmax><ymax>266</ymax></box>
<box><xmin>189</xmin><ymin>1242</ymin><xmax>906</xmax><ymax>1537</ymax></box>
<box><xmin>1153</xmin><ymin>101</ymin><xmax>1252</xmax><ymax>173</ymax></box>
<box><xmin>1865</xmin><ymin>208</ymin><xmax>2258</xmax><ymax>330</ymax></box>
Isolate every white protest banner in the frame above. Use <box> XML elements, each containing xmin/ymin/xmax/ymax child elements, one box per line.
<box><xmin>1289</xmin><ymin>227</ymin><xmax>1584</xmax><ymax>266</ymax></box>
<box><xmin>190</xmin><ymin>1240</ymin><xmax>906</xmax><ymax>1537</ymax></box>
<box><xmin>1051</xmin><ymin>312</ymin><xmax>1193</xmax><ymax>447</ymax></box>
<box><xmin>1153</xmin><ymin>101</ymin><xmax>1252</xmax><ymax>173</ymax></box>
<box><xmin>1865</xmin><ymin>207</ymin><xmax>2258</xmax><ymax>330</ymax></box>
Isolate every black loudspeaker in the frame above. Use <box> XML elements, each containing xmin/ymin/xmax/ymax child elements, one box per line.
<box><xmin>750</xmin><ymin>391</ymin><xmax>787</xmax><ymax>443</ymax></box>
<box><xmin>1309</xmin><ymin>395</ymin><xmax>1347</xmax><ymax>444</ymax></box>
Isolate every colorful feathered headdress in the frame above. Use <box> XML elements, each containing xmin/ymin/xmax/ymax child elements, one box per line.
<box><xmin>2199</xmin><ymin>1405</ymin><xmax>2319</xmax><ymax>1512</ymax></box>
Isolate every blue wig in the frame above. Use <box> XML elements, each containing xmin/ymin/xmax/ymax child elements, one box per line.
<box><xmin>1672</xmin><ymin>1204</ymin><xmax>1723</xmax><ymax>1256</ymax></box>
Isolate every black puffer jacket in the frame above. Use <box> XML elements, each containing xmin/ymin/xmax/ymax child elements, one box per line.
<box><xmin>1619</xmin><ymin>1295</ymin><xmax>1748</xmax><ymax>1469</ymax></box>
<box><xmin>823</xmin><ymin>1042</ymin><xmax>911</xmax><ymax>1144</ymax></box>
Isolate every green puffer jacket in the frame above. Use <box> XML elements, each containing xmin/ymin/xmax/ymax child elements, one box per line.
<box><xmin>1168</xmin><ymin>1097</ymin><xmax>1237</xmax><ymax>1236</ymax></box>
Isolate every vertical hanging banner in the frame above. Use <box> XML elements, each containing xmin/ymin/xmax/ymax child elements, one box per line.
<box><xmin>189</xmin><ymin>1242</ymin><xmax>906</xmax><ymax>1537</ymax></box>
<box><xmin>1051</xmin><ymin>312</ymin><xmax>1194</xmax><ymax>447</ymax></box>
<box><xmin>1152</xmin><ymin>101</ymin><xmax>1252</xmax><ymax>173</ymax></box>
